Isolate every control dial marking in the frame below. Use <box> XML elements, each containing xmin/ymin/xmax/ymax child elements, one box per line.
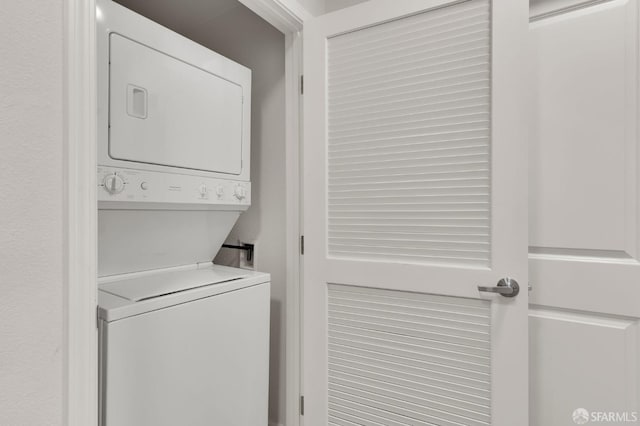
<box><xmin>103</xmin><ymin>173</ymin><xmax>125</xmax><ymax>194</ymax></box>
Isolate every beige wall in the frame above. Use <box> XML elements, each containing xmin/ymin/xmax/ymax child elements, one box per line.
<box><xmin>0</xmin><ymin>1</ymin><xmax>65</xmax><ymax>425</ymax></box>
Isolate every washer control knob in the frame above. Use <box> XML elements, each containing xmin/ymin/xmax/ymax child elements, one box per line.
<box><xmin>140</xmin><ymin>182</ymin><xmax>149</xmax><ymax>191</ymax></box>
<box><xmin>234</xmin><ymin>185</ymin><xmax>247</xmax><ymax>200</ymax></box>
<box><xmin>103</xmin><ymin>173</ymin><xmax>125</xmax><ymax>194</ymax></box>
<box><xmin>199</xmin><ymin>184</ymin><xmax>208</xmax><ymax>197</ymax></box>
<box><xmin>216</xmin><ymin>185</ymin><xmax>225</xmax><ymax>197</ymax></box>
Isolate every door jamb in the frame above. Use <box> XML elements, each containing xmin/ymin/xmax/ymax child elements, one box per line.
<box><xmin>282</xmin><ymin>29</ymin><xmax>305</xmax><ymax>426</ymax></box>
<box><xmin>64</xmin><ymin>0</ymin><xmax>98</xmax><ymax>425</ymax></box>
<box><xmin>64</xmin><ymin>1</ymin><xmax>307</xmax><ymax>425</ymax></box>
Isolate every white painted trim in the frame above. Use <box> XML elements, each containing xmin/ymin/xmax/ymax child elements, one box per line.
<box><xmin>64</xmin><ymin>0</ymin><xmax>98</xmax><ymax>425</ymax></box>
<box><xmin>529</xmin><ymin>0</ymin><xmax>615</xmax><ymax>21</ymax></box>
<box><xmin>239</xmin><ymin>0</ymin><xmax>309</xmax><ymax>32</ymax></box>
<box><xmin>285</xmin><ymin>30</ymin><xmax>303</xmax><ymax>426</ymax></box>
<box><xmin>66</xmin><ymin>1</ymin><xmax>306</xmax><ymax>426</ymax></box>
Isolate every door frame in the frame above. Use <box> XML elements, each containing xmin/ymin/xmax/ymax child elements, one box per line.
<box><xmin>64</xmin><ymin>1</ymin><xmax>308</xmax><ymax>425</ymax></box>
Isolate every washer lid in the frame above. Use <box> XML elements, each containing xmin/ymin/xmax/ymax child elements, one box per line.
<box><xmin>99</xmin><ymin>266</ymin><xmax>250</xmax><ymax>302</ymax></box>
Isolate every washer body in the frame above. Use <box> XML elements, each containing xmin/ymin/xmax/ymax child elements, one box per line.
<box><xmin>98</xmin><ymin>264</ymin><xmax>270</xmax><ymax>426</ymax></box>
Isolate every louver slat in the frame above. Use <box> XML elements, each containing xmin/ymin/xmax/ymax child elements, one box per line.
<box><xmin>328</xmin><ymin>284</ymin><xmax>492</xmax><ymax>425</ymax></box>
<box><xmin>327</xmin><ymin>0</ymin><xmax>491</xmax><ymax>267</ymax></box>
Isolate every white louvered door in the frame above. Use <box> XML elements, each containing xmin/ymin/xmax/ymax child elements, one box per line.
<box><xmin>302</xmin><ymin>0</ymin><xmax>529</xmax><ymax>425</ymax></box>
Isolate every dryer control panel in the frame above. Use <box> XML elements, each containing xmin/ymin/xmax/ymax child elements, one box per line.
<box><xmin>98</xmin><ymin>166</ymin><xmax>251</xmax><ymax>209</ymax></box>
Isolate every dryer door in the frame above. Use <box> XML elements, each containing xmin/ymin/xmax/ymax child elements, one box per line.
<box><xmin>108</xmin><ymin>34</ymin><xmax>244</xmax><ymax>175</ymax></box>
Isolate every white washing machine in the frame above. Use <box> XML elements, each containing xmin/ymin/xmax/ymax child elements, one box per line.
<box><xmin>98</xmin><ymin>264</ymin><xmax>270</xmax><ymax>426</ymax></box>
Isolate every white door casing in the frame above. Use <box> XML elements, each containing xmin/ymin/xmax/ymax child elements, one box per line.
<box><xmin>302</xmin><ymin>0</ymin><xmax>529</xmax><ymax>425</ymax></box>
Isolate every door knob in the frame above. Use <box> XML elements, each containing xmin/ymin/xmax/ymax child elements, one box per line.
<box><xmin>478</xmin><ymin>278</ymin><xmax>520</xmax><ymax>298</ymax></box>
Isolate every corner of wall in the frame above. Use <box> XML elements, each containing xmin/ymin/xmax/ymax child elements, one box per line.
<box><xmin>324</xmin><ymin>0</ymin><xmax>367</xmax><ymax>14</ymax></box>
<box><xmin>290</xmin><ymin>0</ymin><xmax>325</xmax><ymax>16</ymax></box>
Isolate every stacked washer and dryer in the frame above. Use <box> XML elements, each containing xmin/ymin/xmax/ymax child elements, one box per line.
<box><xmin>95</xmin><ymin>1</ymin><xmax>270</xmax><ymax>425</ymax></box>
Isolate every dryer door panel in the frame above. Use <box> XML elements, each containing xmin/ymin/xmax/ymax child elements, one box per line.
<box><xmin>109</xmin><ymin>34</ymin><xmax>243</xmax><ymax>175</ymax></box>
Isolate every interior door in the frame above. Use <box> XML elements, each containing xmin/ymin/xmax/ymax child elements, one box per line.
<box><xmin>302</xmin><ymin>1</ymin><xmax>529</xmax><ymax>425</ymax></box>
<box><xmin>528</xmin><ymin>0</ymin><xmax>640</xmax><ymax>423</ymax></box>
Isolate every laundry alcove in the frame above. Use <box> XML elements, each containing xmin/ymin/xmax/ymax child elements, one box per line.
<box><xmin>101</xmin><ymin>0</ymin><xmax>290</xmax><ymax>424</ymax></box>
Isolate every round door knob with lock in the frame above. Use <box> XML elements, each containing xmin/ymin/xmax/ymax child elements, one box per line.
<box><xmin>103</xmin><ymin>173</ymin><xmax>125</xmax><ymax>194</ymax></box>
<box><xmin>478</xmin><ymin>278</ymin><xmax>520</xmax><ymax>298</ymax></box>
<box><xmin>234</xmin><ymin>185</ymin><xmax>247</xmax><ymax>200</ymax></box>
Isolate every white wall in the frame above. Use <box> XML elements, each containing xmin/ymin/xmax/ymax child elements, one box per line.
<box><xmin>297</xmin><ymin>0</ymin><xmax>325</xmax><ymax>15</ymax></box>
<box><xmin>324</xmin><ymin>0</ymin><xmax>366</xmax><ymax>13</ymax></box>
<box><xmin>0</xmin><ymin>1</ymin><xmax>64</xmax><ymax>425</ymax></box>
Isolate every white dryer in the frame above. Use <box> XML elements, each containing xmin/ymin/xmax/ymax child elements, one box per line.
<box><xmin>96</xmin><ymin>0</ymin><xmax>252</xmax><ymax>209</ymax></box>
<box><xmin>98</xmin><ymin>264</ymin><xmax>270</xmax><ymax>426</ymax></box>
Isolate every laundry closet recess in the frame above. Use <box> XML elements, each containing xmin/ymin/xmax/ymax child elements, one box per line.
<box><xmin>96</xmin><ymin>0</ymin><xmax>287</xmax><ymax>424</ymax></box>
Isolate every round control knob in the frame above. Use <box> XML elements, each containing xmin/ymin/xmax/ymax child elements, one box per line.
<box><xmin>234</xmin><ymin>185</ymin><xmax>247</xmax><ymax>200</ymax></box>
<box><xmin>198</xmin><ymin>184</ymin><xmax>208</xmax><ymax>197</ymax></box>
<box><xmin>215</xmin><ymin>185</ymin><xmax>225</xmax><ymax>197</ymax></box>
<box><xmin>103</xmin><ymin>173</ymin><xmax>125</xmax><ymax>194</ymax></box>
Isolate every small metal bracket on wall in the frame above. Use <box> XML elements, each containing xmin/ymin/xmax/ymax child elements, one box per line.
<box><xmin>221</xmin><ymin>243</ymin><xmax>254</xmax><ymax>262</ymax></box>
